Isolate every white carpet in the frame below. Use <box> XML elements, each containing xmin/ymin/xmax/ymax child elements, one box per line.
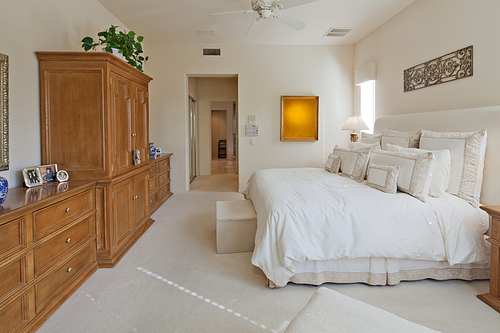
<box><xmin>36</xmin><ymin>175</ymin><xmax>500</xmax><ymax>333</ymax></box>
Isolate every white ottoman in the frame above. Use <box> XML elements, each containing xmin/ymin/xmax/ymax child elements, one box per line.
<box><xmin>216</xmin><ymin>200</ymin><xmax>257</xmax><ymax>254</ymax></box>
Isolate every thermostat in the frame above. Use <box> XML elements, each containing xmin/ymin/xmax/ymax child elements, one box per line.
<box><xmin>245</xmin><ymin>125</ymin><xmax>259</xmax><ymax>136</ymax></box>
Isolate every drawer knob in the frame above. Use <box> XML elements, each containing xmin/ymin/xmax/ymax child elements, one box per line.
<box><xmin>65</xmin><ymin>208</ymin><xmax>70</xmax><ymax>212</ymax></box>
<box><xmin>133</xmin><ymin>196</ymin><xmax>138</xmax><ymax>200</ymax></box>
<box><xmin>66</xmin><ymin>238</ymin><xmax>71</xmax><ymax>243</ymax></box>
<box><xmin>150</xmin><ymin>185</ymin><xmax>153</xmax><ymax>187</ymax></box>
<box><xmin>67</xmin><ymin>267</ymin><xmax>72</xmax><ymax>272</ymax></box>
<box><xmin>132</xmin><ymin>133</ymin><xmax>136</xmax><ymax>137</ymax></box>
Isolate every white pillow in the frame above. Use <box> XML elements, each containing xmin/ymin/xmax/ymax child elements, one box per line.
<box><xmin>366</xmin><ymin>163</ymin><xmax>400</xmax><ymax>194</ymax></box>
<box><xmin>385</xmin><ymin>143</ymin><xmax>451</xmax><ymax>198</ymax></box>
<box><xmin>348</xmin><ymin>141</ymin><xmax>381</xmax><ymax>150</ymax></box>
<box><xmin>359</xmin><ymin>132</ymin><xmax>381</xmax><ymax>145</ymax></box>
<box><xmin>325</xmin><ymin>154</ymin><xmax>341</xmax><ymax>173</ymax></box>
<box><xmin>332</xmin><ymin>146</ymin><xmax>371</xmax><ymax>182</ymax></box>
<box><xmin>419</xmin><ymin>129</ymin><xmax>487</xmax><ymax>207</ymax></box>
<box><xmin>380</xmin><ymin>129</ymin><xmax>421</xmax><ymax>149</ymax></box>
<box><xmin>369</xmin><ymin>150</ymin><xmax>434</xmax><ymax>202</ymax></box>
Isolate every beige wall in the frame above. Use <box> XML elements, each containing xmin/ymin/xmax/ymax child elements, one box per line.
<box><xmin>147</xmin><ymin>44</ymin><xmax>353</xmax><ymax>192</ymax></box>
<box><xmin>354</xmin><ymin>0</ymin><xmax>500</xmax><ymax>117</ymax></box>
<box><xmin>0</xmin><ymin>0</ymin><xmax>126</xmax><ymax>187</ymax></box>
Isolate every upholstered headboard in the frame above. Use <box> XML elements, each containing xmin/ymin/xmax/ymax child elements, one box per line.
<box><xmin>374</xmin><ymin>106</ymin><xmax>500</xmax><ymax>206</ymax></box>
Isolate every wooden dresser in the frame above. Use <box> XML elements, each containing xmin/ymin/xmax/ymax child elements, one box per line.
<box><xmin>0</xmin><ymin>181</ymin><xmax>97</xmax><ymax>333</ymax></box>
<box><xmin>36</xmin><ymin>52</ymin><xmax>158</xmax><ymax>268</ymax></box>
<box><xmin>479</xmin><ymin>205</ymin><xmax>500</xmax><ymax>313</ymax></box>
<box><xmin>148</xmin><ymin>153</ymin><xmax>173</xmax><ymax>214</ymax></box>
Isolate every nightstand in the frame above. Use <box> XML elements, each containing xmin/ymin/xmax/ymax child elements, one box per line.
<box><xmin>479</xmin><ymin>205</ymin><xmax>500</xmax><ymax>313</ymax></box>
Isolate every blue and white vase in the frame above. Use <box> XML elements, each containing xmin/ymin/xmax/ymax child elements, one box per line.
<box><xmin>149</xmin><ymin>142</ymin><xmax>156</xmax><ymax>157</ymax></box>
<box><xmin>0</xmin><ymin>177</ymin><xmax>8</xmax><ymax>204</ymax></box>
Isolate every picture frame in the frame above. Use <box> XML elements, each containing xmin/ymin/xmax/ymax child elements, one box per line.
<box><xmin>38</xmin><ymin>163</ymin><xmax>58</xmax><ymax>182</ymax></box>
<box><xmin>56</xmin><ymin>170</ymin><xmax>69</xmax><ymax>182</ymax></box>
<box><xmin>22</xmin><ymin>167</ymin><xmax>44</xmax><ymax>187</ymax></box>
<box><xmin>280</xmin><ymin>96</ymin><xmax>319</xmax><ymax>141</ymax></box>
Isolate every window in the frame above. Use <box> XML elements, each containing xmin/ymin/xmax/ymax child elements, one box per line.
<box><xmin>359</xmin><ymin>80</ymin><xmax>375</xmax><ymax>134</ymax></box>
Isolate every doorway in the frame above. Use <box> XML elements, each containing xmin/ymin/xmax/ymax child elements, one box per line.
<box><xmin>211</xmin><ymin>101</ymin><xmax>237</xmax><ymax>175</ymax></box>
<box><xmin>189</xmin><ymin>96</ymin><xmax>197</xmax><ymax>183</ymax></box>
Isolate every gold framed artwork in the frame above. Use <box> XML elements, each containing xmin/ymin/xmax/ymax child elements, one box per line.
<box><xmin>280</xmin><ymin>95</ymin><xmax>319</xmax><ymax>141</ymax></box>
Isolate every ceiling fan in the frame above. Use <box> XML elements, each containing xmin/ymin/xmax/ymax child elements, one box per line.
<box><xmin>210</xmin><ymin>0</ymin><xmax>318</xmax><ymax>35</ymax></box>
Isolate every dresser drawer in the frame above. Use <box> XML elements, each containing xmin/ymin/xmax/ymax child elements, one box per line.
<box><xmin>158</xmin><ymin>183</ymin><xmax>171</xmax><ymax>200</ymax></box>
<box><xmin>158</xmin><ymin>170</ymin><xmax>170</xmax><ymax>187</ymax></box>
<box><xmin>149</xmin><ymin>192</ymin><xmax>158</xmax><ymax>208</ymax></box>
<box><xmin>149</xmin><ymin>176</ymin><xmax>158</xmax><ymax>193</ymax></box>
<box><xmin>33</xmin><ymin>191</ymin><xmax>92</xmax><ymax>239</ymax></box>
<box><xmin>148</xmin><ymin>162</ymin><xmax>158</xmax><ymax>177</ymax></box>
<box><xmin>0</xmin><ymin>256</ymin><xmax>28</xmax><ymax>302</ymax></box>
<box><xmin>158</xmin><ymin>158</ymin><xmax>170</xmax><ymax>173</ymax></box>
<box><xmin>35</xmin><ymin>241</ymin><xmax>95</xmax><ymax>312</ymax></box>
<box><xmin>34</xmin><ymin>217</ymin><xmax>94</xmax><ymax>277</ymax></box>
<box><xmin>0</xmin><ymin>291</ymin><xmax>29</xmax><ymax>333</ymax></box>
<box><xmin>0</xmin><ymin>218</ymin><xmax>24</xmax><ymax>260</ymax></box>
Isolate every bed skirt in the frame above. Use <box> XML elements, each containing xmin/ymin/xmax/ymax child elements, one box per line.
<box><xmin>266</xmin><ymin>257</ymin><xmax>490</xmax><ymax>288</ymax></box>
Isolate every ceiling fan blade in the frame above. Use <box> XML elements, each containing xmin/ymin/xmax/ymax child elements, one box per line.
<box><xmin>210</xmin><ymin>10</ymin><xmax>254</xmax><ymax>16</ymax></box>
<box><xmin>245</xmin><ymin>18</ymin><xmax>261</xmax><ymax>36</ymax></box>
<box><xmin>277</xmin><ymin>0</ymin><xmax>318</xmax><ymax>10</ymax></box>
<box><xmin>276</xmin><ymin>13</ymin><xmax>306</xmax><ymax>30</ymax></box>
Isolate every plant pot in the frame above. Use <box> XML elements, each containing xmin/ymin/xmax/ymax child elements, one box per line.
<box><xmin>110</xmin><ymin>48</ymin><xmax>124</xmax><ymax>60</ymax></box>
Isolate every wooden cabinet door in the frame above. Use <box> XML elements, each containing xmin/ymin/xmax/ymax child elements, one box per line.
<box><xmin>112</xmin><ymin>179</ymin><xmax>134</xmax><ymax>250</ymax></box>
<box><xmin>133</xmin><ymin>171</ymin><xmax>149</xmax><ymax>228</ymax></box>
<box><xmin>111</xmin><ymin>72</ymin><xmax>133</xmax><ymax>176</ymax></box>
<box><xmin>133</xmin><ymin>83</ymin><xmax>149</xmax><ymax>166</ymax></box>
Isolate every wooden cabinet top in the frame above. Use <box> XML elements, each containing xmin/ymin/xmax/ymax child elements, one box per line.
<box><xmin>149</xmin><ymin>153</ymin><xmax>173</xmax><ymax>163</ymax></box>
<box><xmin>0</xmin><ymin>180</ymin><xmax>96</xmax><ymax>224</ymax></box>
<box><xmin>36</xmin><ymin>51</ymin><xmax>153</xmax><ymax>83</ymax></box>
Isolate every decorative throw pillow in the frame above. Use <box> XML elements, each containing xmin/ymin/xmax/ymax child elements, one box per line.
<box><xmin>385</xmin><ymin>143</ymin><xmax>451</xmax><ymax>198</ymax></box>
<box><xmin>332</xmin><ymin>146</ymin><xmax>371</xmax><ymax>182</ymax></box>
<box><xmin>419</xmin><ymin>129</ymin><xmax>487</xmax><ymax>207</ymax></box>
<box><xmin>325</xmin><ymin>153</ymin><xmax>341</xmax><ymax>173</ymax></box>
<box><xmin>359</xmin><ymin>132</ymin><xmax>381</xmax><ymax>145</ymax></box>
<box><xmin>369</xmin><ymin>150</ymin><xmax>434</xmax><ymax>202</ymax></box>
<box><xmin>348</xmin><ymin>141</ymin><xmax>381</xmax><ymax>150</ymax></box>
<box><xmin>366</xmin><ymin>163</ymin><xmax>400</xmax><ymax>194</ymax></box>
<box><xmin>380</xmin><ymin>129</ymin><xmax>421</xmax><ymax>149</ymax></box>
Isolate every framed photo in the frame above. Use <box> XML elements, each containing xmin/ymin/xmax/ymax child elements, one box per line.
<box><xmin>280</xmin><ymin>96</ymin><xmax>319</xmax><ymax>141</ymax></box>
<box><xmin>56</xmin><ymin>170</ymin><xmax>69</xmax><ymax>182</ymax></box>
<box><xmin>22</xmin><ymin>167</ymin><xmax>44</xmax><ymax>187</ymax></box>
<box><xmin>38</xmin><ymin>164</ymin><xmax>58</xmax><ymax>182</ymax></box>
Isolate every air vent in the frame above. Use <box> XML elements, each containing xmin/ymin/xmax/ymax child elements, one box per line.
<box><xmin>324</xmin><ymin>28</ymin><xmax>353</xmax><ymax>37</ymax></box>
<box><xmin>202</xmin><ymin>47</ymin><xmax>222</xmax><ymax>57</ymax></box>
<box><xmin>197</xmin><ymin>30</ymin><xmax>217</xmax><ymax>36</ymax></box>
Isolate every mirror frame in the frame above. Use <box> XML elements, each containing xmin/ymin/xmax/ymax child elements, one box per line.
<box><xmin>0</xmin><ymin>53</ymin><xmax>8</xmax><ymax>171</ymax></box>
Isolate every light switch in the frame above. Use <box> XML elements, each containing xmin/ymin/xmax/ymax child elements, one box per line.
<box><xmin>250</xmin><ymin>139</ymin><xmax>255</xmax><ymax>145</ymax></box>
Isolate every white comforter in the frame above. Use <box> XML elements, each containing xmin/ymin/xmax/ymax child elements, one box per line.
<box><xmin>243</xmin><ymin>168</ymin><xmax>489</xmax><ymax>287</ymax></box>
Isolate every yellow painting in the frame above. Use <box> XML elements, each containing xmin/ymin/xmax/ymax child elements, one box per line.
<box><xmin>281</xmin><ymin>96</ymin><xmax>319</xmax><ymax>141</ymax></box>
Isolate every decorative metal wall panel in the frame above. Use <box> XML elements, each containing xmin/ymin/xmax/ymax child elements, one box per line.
<box><xmin>404</xmin><ymin>45</ymin><xmax>473</xmax><ymax>92</ymax></box>
<box><xmin>0</xmin><ymin>53</ymin><xmax>8</xmax><ymax>171</ymax></box>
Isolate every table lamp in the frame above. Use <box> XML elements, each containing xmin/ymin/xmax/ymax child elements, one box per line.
<box><xmin>342</xmin><ymin>114</ymin><xmax>369</xmax><ymax>142</ymax></box>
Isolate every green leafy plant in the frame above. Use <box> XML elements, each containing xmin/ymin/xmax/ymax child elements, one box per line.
<box><xmin>81</xmin><ymin>25</ymin><xmax>149</xmax><ymax>72</ymax></box>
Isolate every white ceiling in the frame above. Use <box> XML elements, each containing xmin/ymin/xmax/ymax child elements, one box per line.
<box><xmin>97</xmin><ymin>0</ymin><xmax>414</xmax><ymax>45</ymax></box>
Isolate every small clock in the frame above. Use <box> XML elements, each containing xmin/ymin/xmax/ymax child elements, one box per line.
<box><xmin>56</xmin><ymin>170</ymin><xmax>69</xmax><ymax>182</ymax></box>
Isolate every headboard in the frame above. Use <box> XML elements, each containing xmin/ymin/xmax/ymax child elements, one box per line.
<box><xmin>374</xmin><ymin>106</ymin><xmax>500</xmax><ymax>206</ymax></box>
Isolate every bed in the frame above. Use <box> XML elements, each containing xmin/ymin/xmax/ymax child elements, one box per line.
<box><xmin>242</xmin><ymin>106</ymin><xmax>500</xmax><ymax>288</ymax></box>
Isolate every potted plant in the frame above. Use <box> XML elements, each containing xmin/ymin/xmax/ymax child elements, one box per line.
<box><xmin>81</xmin><ymin>25</ymin><xmax>149</xmax><ymax>72</ymax></box>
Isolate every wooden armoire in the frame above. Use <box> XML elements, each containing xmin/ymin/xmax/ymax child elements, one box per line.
<box><xmin>37</xmin><ymin>52</ymin><xmax>154</xmax><ymax>267</ymax></box>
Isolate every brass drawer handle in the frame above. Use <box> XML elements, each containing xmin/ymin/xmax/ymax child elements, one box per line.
<box><xmin>67</xmin><ymin>267</ymin><xmax>72</xmax><ymax>272</ymax></box>
<box><xmin>65</xmin><ymin>208</ymin><xmax>70</xmax><ymax>212</ymax></box>
<box><xmin>133</xmin><ymin>196</ymin><xmax>138</xmax><ymax>200</ymax></box>
<box><xmin>66</xmin><ymin>238</ymin><xmax>71</xmax><ymax>243</ymax></box>
<box><xmin>132</xmin><ymin>133</ymin><xmax>136</xmax><ymax>137</ymax></box>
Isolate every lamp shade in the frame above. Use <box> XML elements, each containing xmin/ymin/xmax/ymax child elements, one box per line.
<box><xmin>342</xmin><ymin>114</ymin><xmax>369</xmax><ymax>131</ymax></box>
